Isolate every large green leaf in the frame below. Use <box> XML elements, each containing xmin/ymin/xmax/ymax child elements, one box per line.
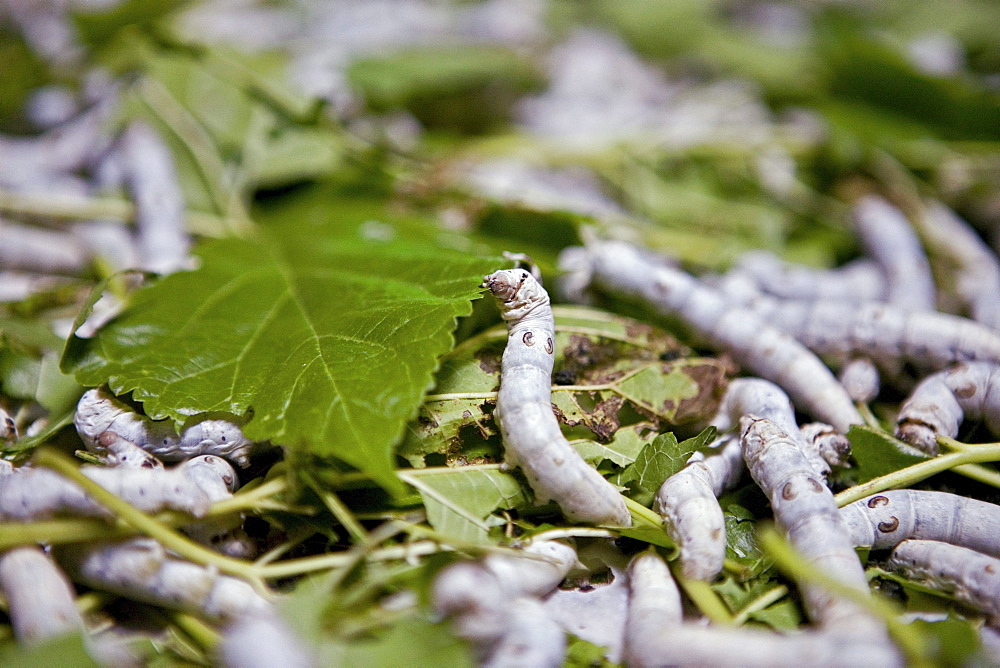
<box><xmin>64</xmin><ymin>227</ymin><xmax>504</xmax><ymax>493</ymax></box>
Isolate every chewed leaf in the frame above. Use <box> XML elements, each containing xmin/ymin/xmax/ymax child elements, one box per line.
<box><xmin>65</xmin><ymin>228</ymin><xmax>504</xmax><ymax>494</ymax></box>
<box><xmin>402</xmin><ymin>467</ymin><xmax>531</xmax><ymax>545</ymax></box>
<box><xmin>846</xmin><ymin>425</ymin><xmax>927</xmax><ymax>484</ymax></box>
<box><xmin>614</xmin><ymin>427</ymin><xmax>717</xmax><ymax>506</ymax></box>
<box><xmin>399</xmin><ymin>306</ymin><xmax>729</xmax><ymax>466</ymax></box>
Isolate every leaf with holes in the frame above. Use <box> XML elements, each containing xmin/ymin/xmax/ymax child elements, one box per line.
<box><xmin>64</xmin><ymin>224</ymin><xmax>504</xmax><ymax>494</ymax></box>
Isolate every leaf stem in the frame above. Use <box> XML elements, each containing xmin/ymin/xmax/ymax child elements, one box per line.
<box><xmin>622</xmin><ymin>495</ymin><xmax>663</xmax><ymax>528</ymax></box>
<box><xmin>731</xmin><ymin>584</ymin><xmax>789</xmax><ymax>626</ymax></box>
<box><xmin>304</xmin><ymin>472</ymin><xmax>368</xmax><ymax>543</ymax></box>
<box><xmin>256</xmin><ymin>539</ymin><xmax>445</xmax><ymax>580</ymax></box>
<box><xmin>669</xmin><ymin>561</ymin><xmax>733</xmax><ymax>625</ymax></box>
<box><xmin>0</xmin><ymin>518</ymin><xmax>130</xmax><ymax>550</ymax></box>
<box><xmin>168</xmin><ymin>611</ymin><xmax>221</xmax><ymax>652</ymax></box>
<box><xmin>834</xmin><ymin>442</ymin><xmax>1000</xmax><ymax>507</ymax></box>
<box><xmin>758</xmin><ymin>526</ymin><xmax>928</xmax><ymax>666</ymax></box>
<box><xmin>33</xmin><ymin>449</ymin><xmax>264</xmax><ymax>584</ymax></box>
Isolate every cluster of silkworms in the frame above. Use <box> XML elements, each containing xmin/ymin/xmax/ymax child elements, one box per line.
<box><xmin>0</xmin><ymin>388</ymin><xmax>306</xmax><ymax>665</ymax></box>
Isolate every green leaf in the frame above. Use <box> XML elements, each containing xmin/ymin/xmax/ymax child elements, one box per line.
<box><xmin>615</xmin><ymin>427</ymin><xmax>717</xmax><ymax>506</ymax></box>
<box><xmin>846</xmin><ymin>425</ymin><xmax>928</xmax><ymax>484</ymax></box>
<box><xmin>65</xmin><ymin>228</ymin><xmax>504</xmax><ymax>494</ymax></box>
<box><xmin>0</xmin><ymin>632</ymin><xmax>98</xmax><ymax>668</ymax></box>
<box><xmin>724</xmin><ymin>503</ymin><xmax>769</xmax><ymax>576</ymax></box>
<box><xmin>402</xmin><ymin>467</ymin><xmax>531</xmax><ymax>545</ymax></box>
<box><xmin>329</xmin><ymin>615</ymin><xmax>473</xmax><ymax>668</ymax></box>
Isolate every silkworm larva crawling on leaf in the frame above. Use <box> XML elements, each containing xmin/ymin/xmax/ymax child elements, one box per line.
<box><xmin>433</xmin><ymin>540</ymin><xmax>576</xmax><ymax>666</ymax></box>
<box><xmin>484</xmin><ymin>268</ymin><xmax>631</xmax><ymax>526</ymax></box>
<box><xmin>656</xmin><ymin>378</ymin><xmax>844</xmax><ymax>581</ymax></box>
<box><xmin>725</xmin><ymin>251</ymin><xmax>886</xmax><ymax>303</ymax></box>
<box><xmin>75</xmin><ymin>387</ymin><xmax>258</xmax><ymax>468</ymax></box>
<box><xmin>745</xmin><ymin>297</ymin><xmax>1000</xmax><ymax>377</ymax></box>
<box><xmin>560</xmin><ymin>241</ymin><xmax>863</xmax><ymax>432</ymax></box>
<box><xmin>888</xmin><ymin>539</ymin><xmax>1000</xmax><ymax>622</ymax></box>
<box><xmin>918</xmin><ymin>200</ymin><xmax>1000</xmax><ymax>330</ymax></box>
<box><xmin>852</xmin><ymin>195</ymin><xmax>937</xmax><ymax>312</ymax></box>
<box><xmin>92</xmin><ymin>432</ymin><xmax>163</xmax><ymax>469</ymax></box>
<box><xmin>842</xmin><ymin>490</ymin><xmax>1000</xmax><ymax>556</ymax></box>
<box><xmin>54</xmin><ymin>538</ymin><xmax>271</xmax><ymax>623</ymax></box>
<box><xmin>0</xmin><ymin>546</ymin><xmax>84</xmax><ymax>645</ymax></box>
<box><xmin>0</xmin><ymin>458</ymin><xmax>239</xmax><ymax>521</ymax></box>
<box><xmin>895</xmin><ymin>361</ymin><xmax>1000</xmax><ymax>454</ymax></box>
<box><xmin>623</xmin><ymin>550</ymin><xmax>902</xmax><ymax>667</ymax></box>
<box><xmin>739</xmin><ymin>416</ymin><xmax>874</xmax><ymax>632</ymax></box>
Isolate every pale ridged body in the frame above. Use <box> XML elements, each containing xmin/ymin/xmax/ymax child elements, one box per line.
<box><xmin>842</xmin><ymin>490</ymin><xmax>1000</xmax><ymax>556</ymax></box>
<box><xmin>485</xmin><ymin>268</ymin><xmax>631</xmax><ymax>526</ymax></box>
<box><xmin>895</xmin><ymin>361</ymin><xmax>1000</xmax><ymax>453</ymax></box>
<box><xmin>0</xmin><ymin>546</ymin><xmax>83</xmax><ymax>645</ymax></box>
<box><xmin>888</xmin><ymin>539</ymin><xmax>1000</xmax><ymax>621</ymax></box>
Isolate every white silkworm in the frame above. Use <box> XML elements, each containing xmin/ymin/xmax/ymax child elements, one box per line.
<box><xmin>852</xmin><ymin>195</ymin><xmax>937</xmax><ymax>312</ymax></box>
<box><xmin>218</xmin><ymin>610</ymin><xmax>315</xmax><ymax>668</ymax></box>
<box><xmin>482</xmin><ymin>597</ymin><xmax>565</xmax><ymax>668</ymax></box>
<box><xmin>887</xmin><ymin>539</ymin><xmax>1000</xmax><ymax>622</ymax></box>
<box><xmin>484</xmin><ymin>268</ymin><xmax>631</xmax><ymax>526</ymax></box>
<box><xmin>0</xmin><ymin>460</ymin><xmax>230</xmax><ymax>520</ymax></box>
<box><xmin>75</xmin><ymin>387</ymin><xmax>258</xmax><ymax>468</ymax></box>
<box><xmin>841</xmin><ymin>490</ymin><xmax>1000</xmax><ymax>556</ymax></box>
<box><xmin>623</xmin><ymin>549</ymin><xmax>902</xmax><ymax>667</ymax></box>
<box><xmin>178</xmin><ymin>455</ymin><xmax>255</xmax><ymax>559</ymax></box>
<box><xmin>54</xmin><ymin>538</ymin><xmax>271</xmax><ymax>623</ymax></box>
<box><xmin>918</xmin><ymin>200</ymin><xmax>1000</xmax><ymax>330</ymax></box>
<box><xmin>656</xmin><ymin>378</ymin><xmax>841</xmax><ymax>581</ymax></box>
<box><xmin>560</xmin><ymin>241</ymin><xmax>863</xmax><ymax>432</ymax></box>
<box><xmin>0</xmin><ymin>546</ymin><xmax>83</xmax><ymax>645</ymax></box>
<box><xmin>91</xmin><ymin>432</ymin><xmax>164</xmax><ymax>469</ymax></box>
<box><xmin>745</xmin><ymin>297</ymin><xmax>1000</xmax><ymax>376</ymax></box>
<box><xmin>895</xmin><ymin>361</ymin><xmax>1000</xmax><ymax>454</ymax></box>
<box><xmin>837</xmin><ymin>356</ymin><xmax>881</xmax><ymax>403</ymax></box>
<box><xmin>726</xmin><ymin>250</ymin><xmax>886</xmax><ymax>303</ymax></box>
<box><xmin>0</xmin><ymin>218</ymin><xmax>90</xmax><ymax>275</ymax></box>
<box><xmin>433</xmin><ymin>540</ymin><xmax>576</xmax><ymax>663</ymax></box>
<box><xmin>739</xmin><ymin>415</ymin><xmax>872</xmax><ymax>631</ymax></box>
<box><xmin>118</xmin><ymin>121</ymin><xmax>191</xmax><ymax>275</ymax></box>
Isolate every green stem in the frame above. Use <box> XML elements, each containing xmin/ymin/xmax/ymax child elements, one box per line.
<box><xmin>669</xmin><ymin>561</ymin><xmax>733</xmax><ymax>625</ymax></box>
<box><xmin>208</xmin><ymin>477</ymin><xmax>288</xmax><ymax>516</ymax></box>
<box><xmin>622</xmin><ymin>496</ymin><xmax>663</xmax><ymax>528</ymax></box>
<box><xmin>169</xmin><ymin>611</ymin><xmax>221</xmax><ymax>651</ymax></box>
<box><xmin>0</xmin><ymin>518</ymin><xmax>131</xmax><ymax>550</ymax></box>
<box><xmin>834</xmin><ymin>443</ymin><xmax>1000</xmax><ymax>507</ymax></box>
<box><xmin>304</xmin><ymin>472</ymin><xmax>368</xmax><ymax>543</ymax></box>
<box><xmin>257</xmin><ymin>540</ymin><xmax>444</xmax><ymax>580</ymax></box>
<box><xmin>731</xmin><ymin>585</ymin><xmax>788</xmax><ymax>626</ymax></box>
<box><xmin>758</xmin><ymin>526</ymin><xmax>928</xmax><ymax>667</ymax></box>
<box><xmin>33</xmin><ymin>449</ymin><xmax>263</xmax><ymax>584</ymax></box>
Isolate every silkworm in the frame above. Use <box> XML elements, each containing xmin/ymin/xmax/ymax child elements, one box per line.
<box><xmin>0</xmin><ymin>460</ymin><xmax>228</xmax><ymax>520</ymax></box>
<box><xmin>739</xmin><ymin>416</ymin><xmax>871</xmax><ymax>631</ymax></box>
<box><xmin>725</xmin><ymin>250</ymin><xmax>886</xmax><ymax>303</ymax></box>
<box><xmin>895</xmin><ymin>361</ymin><xmax>1000</xmax><ymax>454</ymax></box>
<box><xmin>75</xmin><ymin>387</ymin><xmax>257</xmax><ymax>468</ymax></box>
<box><xmin>744</xmin><ymin>297</ymin><xmax>1000</xmax><ymax>376</ymax></box>
<box><xmin>118</xmin><ymin>121</ymin><xmax>190</xmax><ymax>275</ymax></box>
<box><xmin>918</xmin><ymin>200</ymin><xmax>1000</xmax><ymax>330</ymax></box>
<box><xmin>218</xmin><ymin>610</ymin><xmax>315</xmax><ymax>668</ymax></box>
<box><xmin>837</xmin><ymin>357</ymin><xmax>881</xmax><ymax>403</ymax></box>
<box><xmin>54</xmin><ymin>538</ymin><xmax>271</xmax><ymax>623</ymax></box>
<box><xmin>851</xmin><ymin>195</ymin><xmax>936</xmax><ymax>312</ymax></box>
<box><xmin>887</xmin><ymin>539</ymin><xmax>1000</xmax><ymax>622</ymax></box>
<box><xmin>482</xmin><ymin>597</ymin><xmax>564</xmax><ymax>668</ymax></box>
<box><xmin>91</xmin><ymin>432</ymin><xmax>164</xmax><ymax>469</ymax></box>
<box><xmin>623</xmin><ymin>549</ymin><xmax>902</xmax><ymax>667</ymax></box>
<box><xmin>433</xmin><ymin>540</ymin><xmax>576</xmax><ymax>665</ymax></box>
<box><xmin>484</xmin><ymin>268</ymin><xmax>631</xmax><ymax>526</ymax></box>
<box><xmin>560</xmin><ymin>241</ymin><xmax>863</xmax><ymax>432</ymax></box>
<box><xmin>0</xmin><ymin>219</ymin><xmax>90</xmax><ymax>275</ymax></box>
<box><xmin>841</xmin><ymin>490</ymin><xmax>1000</xmax><ymax>556</ymax></box>
<box><xmin>178</xmin><ymin>455</ymin><xmax>256</xmax><ymax>559</ymax></box>
<box><xmin>656</xmin><ymin>378</ymin><xmax>842</xmax><ymax>581</ymax></box>
<box><xmin>0</xmin><ymin>546</ymin><xmax>84</xmax><ymax>645</ymax></box>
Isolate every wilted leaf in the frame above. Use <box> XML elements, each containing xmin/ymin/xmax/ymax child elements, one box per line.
<box><xmin>399</xmin><ymin>306</ymin><xmax>727</xmax><ymax>466</ymax></box>
<box><xmin>65</xmin><ymin>227</ymin><xmax>504</xmax><ymax>493</ymax></box>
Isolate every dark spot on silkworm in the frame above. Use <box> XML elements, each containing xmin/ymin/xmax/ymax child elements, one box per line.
<box><xmin>807</xmin><ymin>478</ymin><xmax>824</xmax><ymax>493</ymax></box>
<box><xmin>545</xmin><ymin>337</ymin><xmax>554</xmax><ymax>354</ymax></box>
<box><xmin>987</xmin><ymin>564</ymin><xmax>996</xmax><ymax>574</ymax></box>
<box><xmin>868</xmin><ymin>495</ymin><xmax>890</xmax><ymax>508</ymax></box>
<box><xmin>553</xmin><ymin>370</ymin><xmax>576</xmax><ymax>385</ymax></box>
<box><xmin>877</xmin><ymin>517</ymin><xmax>900</xmax><ymax>533</ymax></box>
<box><xmin>954</xmin><ymin>383</ymin><xmax>977</xmax><ymax>399</ymax></box>
<box><xmin>523</xmin><ymin>331</ymin><xmax>535</xmax><ymax>346</ymax></box>
<box><xmin>711</xmin><ymin>528</ymin><xmax>722</xmax><ymax>540</ymax></box>
<box><xmin>782</xmin><ymin>482</ymin><xmax>797</xmax><ymax>500</ymax></box>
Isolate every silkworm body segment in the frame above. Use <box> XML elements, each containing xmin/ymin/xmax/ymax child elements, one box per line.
<box><xmin>485</xmin><ymin>268</ymin><xmax>631</xmax><ymax>526</ymax></box>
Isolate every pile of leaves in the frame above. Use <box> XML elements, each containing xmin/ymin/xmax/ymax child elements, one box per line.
<box><xmin>2</xmin><ymin>0</ymin><xmax>1000</xmax><ymax>664</ymax></box>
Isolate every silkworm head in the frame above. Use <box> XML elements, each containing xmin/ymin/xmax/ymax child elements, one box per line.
<box><xmin>483</xmin><ymin>268</ymin><xmax>550</xmax><ymax>321</ymax></box>
<box><xmin>183</xmin><ymin>454</ymin><xmax>239</xmax><ymax>492</ymax></box>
